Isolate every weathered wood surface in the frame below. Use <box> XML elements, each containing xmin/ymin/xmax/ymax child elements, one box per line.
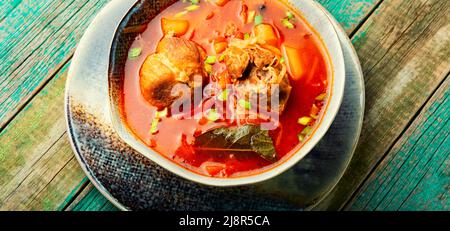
<box><xmin>0</xmin><ymin>0</ymin><xmax>109</xmax><ymax>129</ymax></box>
<box><xmin>348</xmin><ymin>77</ymin><xmax>449</xmax><ymax>211</ymax></box>
<box><xmin>314</xmin><ymin>0</ymin><xmax>450</xmax><ymax>210</ymax></box>
<box><xmin>0</xmin><ymin>0</ymin><xmax>448</xmax><ymax>211</ymax></box>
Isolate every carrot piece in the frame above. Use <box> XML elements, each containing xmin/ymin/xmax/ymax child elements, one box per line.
<box><xmin>215</xmin><ymin>0</ymin><xmax>230</xmax><ymax>7</ymax></box>
<box><xmin>161</xmin><ymin>18</ymin><xmax>189</xmax><ymax>36</ymax></box>
<box><xmin>282</xmin><ymin>45</ymin><xmax>305</xmax><ymax>80</ymax></box>
<box><xmin>253</xmin><ymin>24</ymin><xmax>279</xmax><ymax>46</ymax></box>
<box><xmin>214</xmin><ymin>41</ymin><xmax>228</xmax><ymax>54</ymax></box>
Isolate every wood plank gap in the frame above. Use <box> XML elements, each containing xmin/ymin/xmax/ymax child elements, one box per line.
<box><xmin>0</xmin><ymin>131</ymin><xmax>67</xmax><ymax>203</ymax></box>
<box><xmin>60</xmin><ymin>178</ymin><xmax>90</xmax><ymax>211</ymax></box>
<box><xmin>348</xmin><ymin>0</ymin><xmax>384</xmax><ymax>38</ymax></box>
<box><xmin>342</xmin><ymin>72</ymin><xmax>450</xmax><ymax>210</ymax></box>
<box><xmin>0</xmin><ymin>56</ymin><xmax>72</xmax><ymax>132</ymax></box>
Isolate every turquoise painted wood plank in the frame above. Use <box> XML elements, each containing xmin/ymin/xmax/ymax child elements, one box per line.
<box><xmin>0</xmin><ymin>0</ymin><xmax>110</xmax><ymax>128</ymax></box>
<box><xmin>348</xmin><ymin>79</ymin><xmax>449</xmax><ymax>211</ymax></box>
<box><xmin>66</xmin><ymin>0</ymin><xmax>382</xmax><ymax>211</ymax></box>
<box><xmin>0</xmin><ymin>0</ymin><xmax>22</xmax><ymax>22</ymax></box>
<box><xmin>69</xmin><ymin>186</ymin><xmax>120</xmax><ymax>211</ymax></box>
<box><xmin>317</xmin><ymin>0</ymin><xmax>380</xmax><ymax>34</ymax></box>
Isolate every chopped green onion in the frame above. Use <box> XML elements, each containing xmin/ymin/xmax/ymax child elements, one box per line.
<box><xmin>205</xmin><ymin>55</ymin><xmax>217</xmax><ymax>64</ymax></box>
<box><xmin>315</xmin><ymin>93</ymin><xmax>327</xmax><ymax>101</ymax></box>
<box><xmin>207</xmin><ymin>109</ymin><xmax>220</xmax><ymax>122</ymax></box>
<box><xmin>218</xmin><ymin>54</ymin><xmax>226</xmax><ymax>62</ymax></box>
<box><xmin>279</xmin><ymin>57</ymin><xmax>285</xmax><ymax>63</ymax></box>
<box><xmin>218</xmin><ymin>89</ymin><xmax>230</xmax><ymax>101</ymax></box>
<box><xmin>281</xmin><ymin>18</ymin><xmax>295</xmax><ymax>29</ymax></box>
<box><xmin>128</xmin><ymin>47</ymin><xmax>142</xmax><ymax>59</ymax></box>
<box><xmin>156</xmin><ymin>108</ymin><xmax>168</xmax><ymax>118</ymax></box>
<box><xmin>190</xmin><ymin>0</ymin><xmax>200</xmax><ymax>4</ymax></box>
<box><xmin>254</xmin><ymin>15</ymin><xmax>263</xmax><ymax>25</ymax></box>
<box><xmin>150</xmin><ymin>118</ymin><xmax>159</xmax><ymax>134</ymax></box>
<box><xmin>298</xmin><ymin>117</ymin><xmax>312</xmax><ymax>126</ymax></box>
<box><xmin>175</xmin><ymin>11</ymin><xmax>188</xmax><ymax>17</ymax></box>
<box><xmin>244</xmin><ymin>33</ymin><xmax>250</xmax><ymax>40</ymax></box>
<box><xmin>301</xmin><ymin>126</ymin><xmax>312</xmax><ymax>136</ymax></box>
<box><xmin>204</xmin><ymin>63</ymin><xmax>213</xmax><ymax>74</ymax></box>
<box><xmin>239</xmin><ymin>99</ymin><xmax>251</xmax><ymax>110</ymax></box>
<box><xmin>286</xmin><ymin>11</ymin><xmax>295</xmax><ymax>19</ymax></box>
<box><xmin>185</xmin><ymin>4</ymin><xmax>200</xmax><ymax>11</ymax></box>
<box><xmin>298</xmin><ymin>134</ymin><xmax>305</xmax><ymax>142</ymax></box>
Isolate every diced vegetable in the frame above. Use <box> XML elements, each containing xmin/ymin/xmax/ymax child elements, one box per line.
<box><xmin>281</xmin><ymin>18</ymin><xmax>295</xmax><ymax>29</ymax></box>
<box><xmin>218</xmin><ymin>53</ymin><xmax>226</xmax><ymax>62</ymax></box>
<box><xmin>190</xmin><ymin>0</ymin><xmax>200</xmax><ymax>4</ymax></box>
<box><xmin>161</xmin><ymin>18</ymin><xmax>190</xmax><ymax>36</ymax></box>
<box><xmin>244</xmin><ymin>33</ymin><xmax>250</xmax><ymax>40</ymax></box>
<box><xmin>282</xmin><ymin>45</ymin><xmax>305</xmax><ymax>80</ymax></box>
<box><xmin>254</xmin><ymin>15</ymin><xmax>264</xmax><ymax>25</ymax></box>
<box><xmin>286</xmin><ymin>11</ymin><xmax>295</xmax><ymax>19</ymax></box>
<box><xmin>175</xmin><ymin>11</ymin><xmax>188</xmax><ymax>18</ymax></box>
<box><xmin>247</xmin><ymin>10</ymin><xmax>256</xmax><ymax>24</ymax></box>
<box><xmin>298</xmin><ymin>117</ymin><xmax>312</xmax><ymax>126</ymax></box>
<box><xmin>128</xmin><ymin>47</ymin><xmax>142</xmax><ymax>59</ymax></box>
<box><xmin>310</xmin><ymin>104</ymin><xmax>320</xmax><ymax>119</ymax></box>
<box><xmin>204</xmin><ymin>63</ymin><xmax>213</xmax><ymax>74</ymax></box>
<box><xmin>214</xmin><ymin>41</ymin><xmax>228</xmax><ymax>54</ymax></box>
<box><xmin>205</xmin><ymin>55</ymin><xmax>217</xmax><ymax>64</ymax></box>
<box><xmin>239</xmin><ymin>99</ymin><xmax>251</xmax><ymax>110</ymax></box>
<box><xmin>214</xmin><ymin>0</ymin><xmax>229</xmax><ymax>7</ymax></box>
<box><xmin>156</xmin><ymin>108</ymin><xmax>168</xmax><ymax>118</ymax></box>
<box><xmin>280</xmin><ymin>57</ymin><xmax>285</xmax><ymax>63</ymax></box>
<box><xmin>201</xmin><ymin>162</ymin><xmax>227</xmax><ymax>176</ymax></box>
<box><xmin>316</xmin><ymin>92</ymin><xmax>327</xmax><ymax>101</ymax></box>
<box><xmin>218</xmin><ymin>89</ymin><xmax>230</xmax><ymax>101</ymax></box>
<box><xmin>150</xmin><ymin>118</ymin><xmax>159</xmax><ymax>134</ymax></box>
<box><xmin>298</xmin><ymin>134</ymin><xmax>305</xmax><ymax>142</ymax></box>
<box><xmin>301</xmin><ymin>126</ymin><xmax>312</xmax><ymax>135</ymax></box>
<box><xmin>185</xmin><ymin>4</ymin><xmax>200</xmax><ymax>11</ymax></box>
<box><xmin>207</xmin><ymin>109</ymin><xmax>220</xmax><ymax>122</ymax></box>
<box><xmin>254</xmin><ymin>24</ymin><xmax>278</xmax><ymax>46</ymax></box>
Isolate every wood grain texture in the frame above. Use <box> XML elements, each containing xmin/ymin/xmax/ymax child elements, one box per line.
<box><xmin>0</xmin><ymin>0</ymin><xmax>448</xmax><ymax>211</ymax></box>
<box><xmin>0</xmin><ymin>65</ymin><xmax>87</xmax><ymax>211</ymax></box>
<box><xmin>314</xmin><ymin>0</ymin><xmax>450</xmax><ymax>210</ymax></box>
<box><xmin>65</xmin><ymin>184</ymin><xmax>119</xmax><ymax>211</ymax></box>
<box><xmin>0</xmin><ymin>0</ymin><xmax>109</xmax><ymax>129</ymax></box>
<box><xmin>348</xmin><ymin>78</ymin><xmax>449</xmax><ymax>211</ymax></box>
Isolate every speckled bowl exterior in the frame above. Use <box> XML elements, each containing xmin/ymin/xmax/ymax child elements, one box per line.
<box><xmin>65</xmin><ymin>0</ymin><xmax>364</xmax><ymax>211</ymax></box>
<box><xmin>107</xmin><ymin>0</ymin><xmax>346</xmax><ymax>187</ymax></box>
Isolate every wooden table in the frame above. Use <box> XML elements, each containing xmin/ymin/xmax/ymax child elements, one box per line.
<box><xmin>0</xmin><ymin>0</ymin><xmax>448</xmax><ymax>211</ymax></box>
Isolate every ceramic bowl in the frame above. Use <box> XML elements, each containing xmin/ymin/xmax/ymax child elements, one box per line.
<box><xmin>108</xmin><ymin>0</ymin><xmax>345</xmax><ymax>186</ymax></box>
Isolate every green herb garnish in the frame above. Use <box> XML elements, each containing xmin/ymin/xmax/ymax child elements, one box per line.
<box><xmin>254</xmin><ymin>15</ymin><xmax>263</xmax><ymax>25</ymax></box>
<box><xmin>286</xmin><ymin>11</ymin><xmax>295</xmax><ymax>19</ymax></box>
<box><xmin>281</xmin><ymin>18</ymin><xmax>295</xmax><ymax>29</ymax></box>
<box><xmin>239</xmin><ymin>99</ymin><xmax>251</xmax><ymax>110</ymax></box>
<box><xmin>205</xmin><ymin>55</ymin><xmax>217</xmax><ymax>64</ymax></box>
<box><xmin>218</xmin><ymin>89</ymin><xmax>230</xmax><ymax>101</ymax></box>
<box><xmin>128</xmin><ymin>47</ymin><xmax>142</xmax><ymax>59</ymax></box>
<box><xmin>207</xmin><ymin>109</ymin><xmax>220</xmax><ymax>122</ymax></box>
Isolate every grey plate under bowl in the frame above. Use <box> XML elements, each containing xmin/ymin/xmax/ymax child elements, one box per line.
<box><xmin>65</xmin><ymin>0</ymin><xmax>364</xmax><ymax>211</ymax></box>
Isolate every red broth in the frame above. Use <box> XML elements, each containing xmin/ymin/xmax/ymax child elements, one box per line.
<box><xmin>122</xmin><ymin>0</ymin><xmax>330</xmax><ymax>177</ymax></box>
